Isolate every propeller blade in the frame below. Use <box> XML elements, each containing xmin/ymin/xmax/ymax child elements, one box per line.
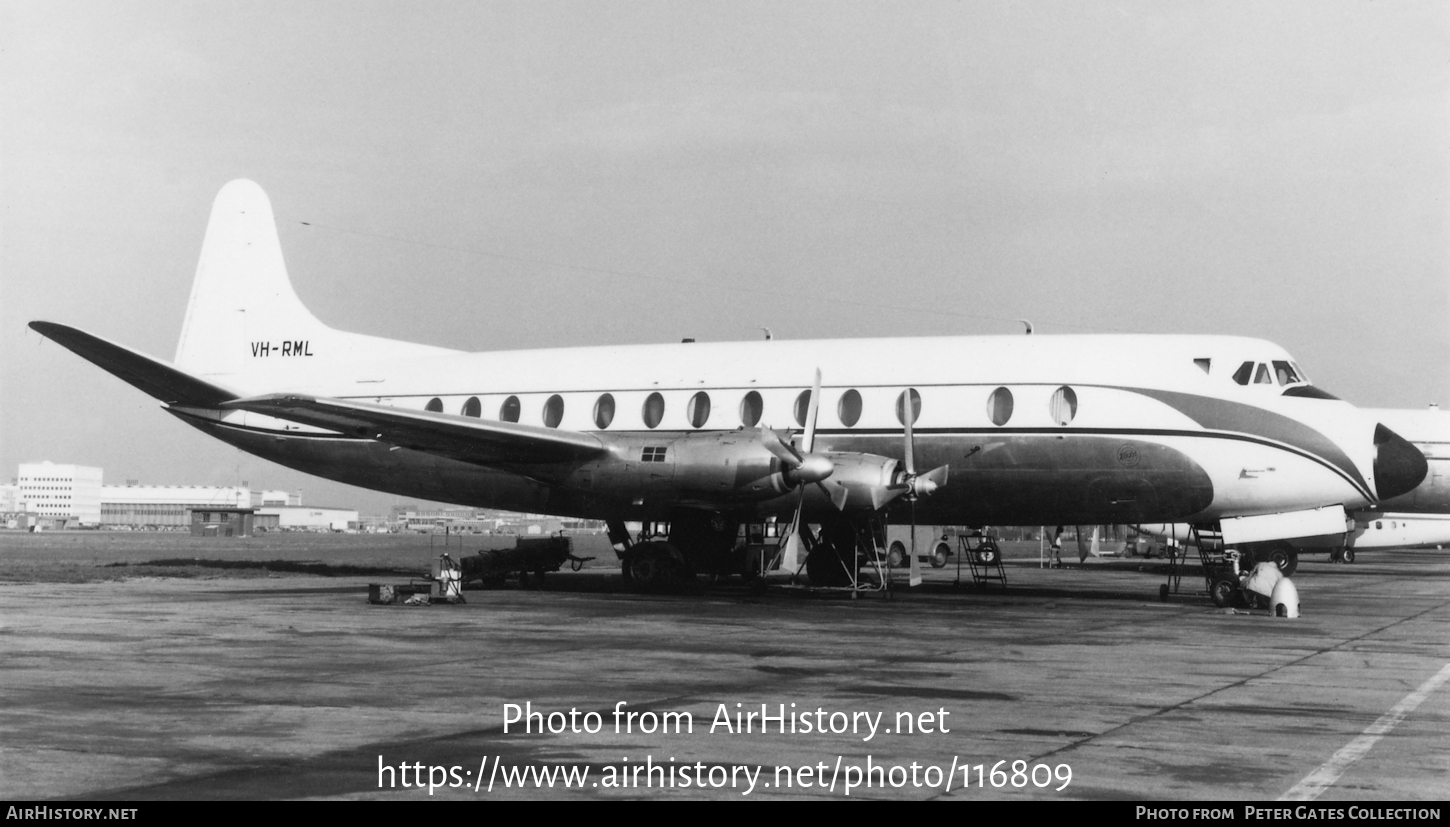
<box><xmin>908</xmin><ymin>499</ymin><xmax>922</xmax><ymax>587</ymax></box>
<box><xmin>820</xmin><ymin>480</ymin><xmax>850</xmax><ymax>511</ymax></box>
<box><xmin>762</xmin><ymin>427</ymin><xmax>803</xmax><ymax>467</ymax></box>
<box><xmin>802</xmin><ymin>368</ymin><xmax>822</xmax><ymax>454</ymax></box>
<box><xmin>781</xmin><ymin>503</ymin><xmax>803</xmax><ymax>572</ymax></box>
<box><xmin>912</xmin><ymin>463</ymin><xmax>951</xmax><ymax>498</ymax></box>
<box><xmin>903</xmin><ymin>402</ymin><xmax>916</xmax><ymax>477</ymax></box>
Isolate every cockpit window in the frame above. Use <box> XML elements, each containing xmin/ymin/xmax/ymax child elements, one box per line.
<box><xmin>1272</xmin><ymin>361</ymin><xmax>1302</xmax><ymax>385</ymax></box>
<box><xmin>1232</xmin><ymin>362</ymin><xmax>1253</xmax><ymax>385</ymax></box>
<box><xmin>1253</xmin><ymin>363</ymin><xmax>1273</xmax><ymax>384</ymax></box>
<box><xmin>1193</xmin><ymin>358</ymin><xmax>1210</xmax><ymax>374</ymax></box>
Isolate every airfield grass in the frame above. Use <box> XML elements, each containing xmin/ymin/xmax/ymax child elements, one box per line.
<box><xmin>0</xmin><ymin>530</ymin><xmax>618</xmax><ymax>583</ymax></box>
<box><xmin>0</xmin><ymin>531</ymin><xmax>1069</xmax><ymax>584</ymax></box>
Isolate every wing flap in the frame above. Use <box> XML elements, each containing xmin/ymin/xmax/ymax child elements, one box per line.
<box><xmin>221</xmin><ymin>393</ymin><xmax>606</xmax><ymax>465</ymax></box>
<box><xmin>30</xmin><ymin>321</ymin><xmax>236</xmax><ymax>407</ymax></box>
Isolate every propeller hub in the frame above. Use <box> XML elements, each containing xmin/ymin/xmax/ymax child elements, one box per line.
<box><xmin>787</xmin><ymin>454</ymin><xmax>835</xmax><ymax>485</ymax></box>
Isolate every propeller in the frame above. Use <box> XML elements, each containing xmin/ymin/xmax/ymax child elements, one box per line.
<box><xmin>771</xmin><ymin>369</ymin><xmax>829</xmax><ymax>573</ymax></box>
<box><xmin>893</xmin><ymin>390</ymin><xmax>950</xmax><ymax>588</ymax></box>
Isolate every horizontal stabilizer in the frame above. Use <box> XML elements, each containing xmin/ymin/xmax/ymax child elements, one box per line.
<box><xmin>30</xmin><ymin>321</ymin><xmax>237</xmax><ymax>407</ymax></box>
<box><xmin>221</xmin><ymin>393</ymin><xmax>607</xmax><ymax>466</ymax></box>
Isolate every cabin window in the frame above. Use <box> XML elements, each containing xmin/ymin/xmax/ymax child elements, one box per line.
<box><xmin>593</xmin><ymin>394</ymin><xmax>615</xmax><ymax>429</ymax></box>
<box><xmin>687</xmin><ymin>392</ymin><xmax>711</xmax><ymax>428</ymax></box>
<box><xmin>1232</xmin><ymin>362</ymin><xmax>1254</xmax><ymax>385</ymax></box>
<box><xmin>1050</xmin><ymin>386</ymin><xmax>1077</xmax><ymax>426</ymax></box>
<box><xmin>425</xmin><ymin>397</ymin><xmax>443</xmax><ymax>413</ymax></box>
<box><xmin>543</xmin><ymin>394</ymin><xmax>564</xmax><ymax>428</ymax></box>
<box><xmin>793</xmin><ymin>390</ymin><xmax>813</xmax><ymax>427</ymax></box>
<box><xmin>1272</xmin><ymin>361</ymin><xmax>1302</xmax><ymax>385</ymax></box>
<box><xmin>896</xmin><ymin>389</ymin><xmax>921</xmax><ymax>426</ymax></box>
<box><xmin>987</xmin><ymin>387</ymin><xmax>1013</xmax><ymax>426</ymax></box>
<box><xmin>837</xmin><ymin>389</ymin><xmax>862</xmax><ymax>427</ymax></box>
<box><xmin>740</xmin><ymin>391</ymin><xmax>763</xmax><ymax>427</ymax></box>
<box><xmin>461</xmin><ymin>397</ymin><xmax>481</xmax><ymax>418</ymax></box>
<box><xmin>500</xmin><ymin>396</ymin><xmax>521</xmax><ymax>423</ymax></box>
<box><xmin>1376</xmin><ymin>521</ymin><xmax>1383</xmax><ymax>530</ymax></box>
<box><xmin>643</xmin><ymin>392</ymin><xmax>665</xmax><ymax>429</ymax></box>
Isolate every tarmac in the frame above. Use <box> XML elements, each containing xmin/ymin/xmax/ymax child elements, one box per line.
<box><xmin>2</xmin><ymin>548</ymin><xmax>1448</xmax><ymax>801</ymax></box>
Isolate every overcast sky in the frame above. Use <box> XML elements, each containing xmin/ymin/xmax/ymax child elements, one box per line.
<box><xmin>3</xmin><ymin>1</ymin><xmax>1447</xmax><ymax>513</ymax></box>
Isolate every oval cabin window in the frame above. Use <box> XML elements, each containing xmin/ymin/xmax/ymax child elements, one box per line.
<box><xmin>593</xmin><ymin>394</ymin><xmax>615</xmax><ymax>429</ymax></box>
<box><xmin>987</xmin><ymin>387</ymin><xmax>1013</xmax><ymax>426</ymax></box>
<box><xmin>837</xmin><ymin>389</ymin><xmax>862</xmax><ymax>427</ymax></box>
<box><xmin>461</xmin><ymin>397</ymin><xmax>481</xmax><ymax>418</ymax></box>
<box><xmin>1049</xmin><ymin>386</ymin><xmax>1077</xmax><ymax>426</ymax></box>
<box><xmin>643</xmin><ymin>392</ymin><xmax>665</xmax><ymax>429</ymax></box>
<box><xmin>543</xmin><ymin>394</ymin><xmax>564</xmax><ymax>428</ymax></box>
<box><xmin>687</xmin><ymin>392</ymin><xmax>711</xmax><ymax>428</ymax></box>
<box><xmin>499</xmin><ymin>396</ymin><xmax>521</xmax><ymax>423</ymax></box>
<box><xmin>793</xmin><ymin>390</ymin><xmax>813</xmax><ymax>427</ymax></box>
<box><xmin>425</xmin><ymin>398</ymin><xmax>443</xmax><ymax>413</ymax></box>
<box><xmin>740</xmin><ymin>391</ymin><xmax>763</xmax><ymax>427</ymax></box>
<box><xmin>895</xmin><ymin>389</ymin><xmax>921</xmax><ymax>426</ymax></box>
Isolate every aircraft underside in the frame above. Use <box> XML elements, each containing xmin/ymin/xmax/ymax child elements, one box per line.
<box><xmin>182</xmin><ymin>411</ymin><xmax>1218</xmax><ymax>526</ymax></box>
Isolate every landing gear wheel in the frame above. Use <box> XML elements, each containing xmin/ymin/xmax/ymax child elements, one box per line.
<box><xmin>626</xmin><ymin>542</ymin><xmax>685</xmax><ymax>592</ymax></box>
<box><xmin>1265</xmin><ymin>542</ymin><xmax>1299</xmax><ymax>577</ymax></box>
<box><xmin>887</xmin><ymin>541</ymin><xmax>906</xmax><ymax>568</ymax></box>
<box><xmin>975</xmin><ymin>541</ymin><xmax>999</xmax><ymax>565</ymax></box>
<box><xmin>629</xmin><ymin>553</ymin><xmax>662</xmax><ymax>588</ymax></box>
<box><xmin>1158</xmin><ymin>583</ymin><xmax>1170</xmax><ymax>603</ymax></box>
<box><xmin>930</xmin><ymin>542</ymin><xmax>950</xmax><ymax>568</ymax></box>
<box><xmin>1210</xmin><ymin>577</ymin><xmax>1237</xmax><ymax>608</ymax></box>
<box><xmin>1342</xmin><ymin>547</ymin><xmax>1355</xmax><ymax>564</ymax></box>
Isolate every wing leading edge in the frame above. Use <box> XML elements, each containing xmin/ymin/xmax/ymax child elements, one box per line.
<box><xmin>221</xmin><ymin>394</ymin><xmax>607</xmax><ymax>466</ymax></box>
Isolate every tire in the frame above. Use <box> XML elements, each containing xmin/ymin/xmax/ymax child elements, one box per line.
<box><xmin>975</xmin><ymin>541</ymin><xmax>999</xmax><ymax>565</ymax></box>
<box><xmin>1342</xmin><ymin>547</ymin><xmax>1355</xmax><ymax>564</ymax></box>
<box><xmin>1158</xmin><ymin>583</ymin><xmax>1170</xmax><ymax>603</ymax></box>
<box><xmin>887</xmin><ymin>541</ymin><xmax>906</xmax><ymax>568</ymax></box>
<box><xmin>1210</xmin><ymin>577</ymin><xmax>1236</xmax><ymax>608</ymax></box>
<box><xmin>1264</xmin><ymin>542</ymin><xmax>1298</xmax><ymax>577</ymax></box>
<box><xmin>930</xmin><ymin>542</ymin><xmax>950</xmax><ymax>568</ymax></box>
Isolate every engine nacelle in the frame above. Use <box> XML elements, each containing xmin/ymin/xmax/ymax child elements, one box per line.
<box><xmin>585</xmin><ymin>430</ymin><xmax>908</xmax><ymax>512</ymax></box>
<box><xmin>664</xmin><ymin>430</ymin><xmax>795</xmax><ymax>502</ymax></box>
<box><xmin>810</xmin><ymin>453</ymin><xmax>905</xmax><ymax>512</ymax></box>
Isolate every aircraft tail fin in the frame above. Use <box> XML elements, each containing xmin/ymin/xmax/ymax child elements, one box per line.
<box><xmin>174</xmin><ymin>180</ymin><xmax>457</xmax><ymax>390</ymax></box>
<box><xmin>30</xmin><ymin>321</ymin><xmax>237</xmax><ymax>408</ymax></box>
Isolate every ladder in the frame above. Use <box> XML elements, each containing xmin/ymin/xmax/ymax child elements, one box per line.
<box><xmin>955</xmin><ymin>532</ymin><xmax>1008</xmax><ymax>588</ymax></box>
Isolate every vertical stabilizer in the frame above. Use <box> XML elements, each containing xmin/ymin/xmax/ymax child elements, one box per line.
<box><xmin>174</xmin><ymin>180</ymin><xmax>457</xmax><ymax>391</ymax></box>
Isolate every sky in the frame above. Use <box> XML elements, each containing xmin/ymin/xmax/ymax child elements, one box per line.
<box><xmin>3</xmin><ymin>1</ymin><xmax>1448</xmax><ymax>514</ymax></box>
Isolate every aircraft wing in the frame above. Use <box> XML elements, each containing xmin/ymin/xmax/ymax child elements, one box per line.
<box><xmin>221</xmin><ymin>393</ymin><xmax>608</xmax><ymax>465</ymax></box>
<box><xmin>30</xmin><ymin>321</ymin><xmax>237</xmax><ymax>407</ymax></box>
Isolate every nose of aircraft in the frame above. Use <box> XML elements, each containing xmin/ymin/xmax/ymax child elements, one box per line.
<box><xmin>1373</xmin><ymin>424</ymin><xmax>1428</xmax><ymax>501</ymax></box>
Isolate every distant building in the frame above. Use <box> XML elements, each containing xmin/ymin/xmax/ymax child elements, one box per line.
<box><xmin>257</xmin><ymin>505</ymin><xmax>358</xmax><ymax>532</ymax></box>
<box><xmin>17</xmin><ymin>462</ymin><xmax>102</xmax><ymax>526</ymax></box>
<box><xmin>100</xmin><ymin>484</ymin><xmax>252</xmax><ymax>528</ymax></box>
<box><xmin>188</xmin><ymin>507</ymin><xmax>257</xmax><ymax>537</ymax></box>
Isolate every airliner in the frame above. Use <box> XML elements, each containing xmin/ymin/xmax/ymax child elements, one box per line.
<box><xmin>30</xmin><ymin>180</ymin><xmax>1427</xmax><ymax>589</ymax></box>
